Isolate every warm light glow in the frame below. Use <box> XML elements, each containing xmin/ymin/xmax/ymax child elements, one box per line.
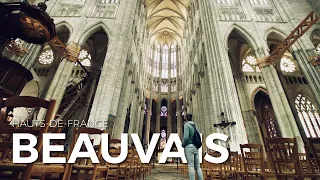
<box><xmin>76</xmin><ymin>49</ymin><xmax>91</xmax><ymax>67</ymax></box>
<box><xmin>242</xmin><ymin>55</ymin><xmax>260</xmax><ymax>72</ymax></box>
<box><xmin>149</xmin><ymin>44</ymin><xmax>178</xmax><ymax>79</ymax></box>
<box><xmin>280</xmin><ymin>57</ymin><xmax>296</xmax><ymax>73</ymax></box>
<box><xmin>39</xmin><ymin>50</ymin><xmax>54</xmax><ymax>65</ymax></box>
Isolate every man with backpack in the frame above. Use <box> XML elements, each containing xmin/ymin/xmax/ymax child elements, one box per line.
<box><xmin>182</xmin><ymin>114</ymin><xmax>204</xmax><ymax>180</ymax></box>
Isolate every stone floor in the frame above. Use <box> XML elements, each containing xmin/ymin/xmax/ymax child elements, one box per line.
<box><xmin>146</xmin><ymin>164</ymin><xmax>186</xmax><ymax>180</ymax></box>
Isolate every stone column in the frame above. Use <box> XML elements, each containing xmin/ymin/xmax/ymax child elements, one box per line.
<box><xmin>145</xmin><ymin>99</ymin><xmax>152</xmax><ymax>144</ymax></box>
<box><xmin>43</xmin><ymin>41</ymin><xmax>81</xmax><ymax>113</ymax></box>
<box><xmin>138</xmin><ymin>102</ymin><xmax>145</xmax><ymax>138</ymax></box>
<box><xmin>176</xmin><ymin>46</ymin><xmax>182</xmax><ymax>137</ymax></box>
<box><xmin>167</xmin><ymin>46</ymin><xmax>172</xmax><ymax>135</ymax></box>
<box><xmin>197</xmin><ymin>75</ymin><xmax>208</xmax><ymax>138</ymax></box>
<box><xmin>191</xmin><ymin>90</ymin><xmax>199</xmax><ymax>127</ymax></box>
<box><xmin>145</xmin><ymin>45</ymin><xmax>155</xmax><ymax>144</ymax></box>
<box><xmin>203</xmin><ymin>69</ymin><xmax>217</xmax><ymax>135</ymax></box>
<box><xmin>258</xmin><ymin>51</ymin><xmax>304</xmax><ymax>151</ymax></box>
<box><xmin>197</xmin><ymin>0</ymin><xmax>248</xmax><ymax>151</ymax></box>
<box><xmin>293</xmin><ymin>50</ymin><xmax>320</xmax><ymax>108</ymax></box>
<box><xmin>156</xmin><ymin>46</ymin><xmax>163</xmax><ymax>133</ymax></box>
<box><xmin>128</xmin><ymin>90</ymin><xmax>139</xmax><ymax>144</ymax></box>
<box><xmin>112</xmin><ymin>66</ymin><xmax>133</xmax><ymax>139</ymax></box>
<box><xmin>88</xmin><ymin>0</ymin><xmax>138</xmax><ymax>129</ymax></box>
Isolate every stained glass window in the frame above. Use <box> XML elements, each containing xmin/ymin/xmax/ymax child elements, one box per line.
<box><xmin>162</xmin><ymin>45</ymin><xmax>169</xmax><ymax>79</ymax></box>
<box><xmin>39</xmin><ymin>50</ymin><xmax>54</xmax><ymax>65</ymax></box>
<box><xmin>280</xmin><ymin>57</ymin><xmax>296</xmax><ymax>73</ymax></box>
<box><xmin>149</xmin><ymin>44</ymin><xmax>178</xmax><ymax>79</ymax></box>
<box><xmin>242</xmin><ymin>55</ymin><xmax>261</xmax><ymax>72</ymax></box>
<box><xmin>161</xmin><ymin>81</ymin><xmax>168</xmax><ymax>92</ymax></box>
<box><xmin>101</xmin><ymin>0</ymin><xmax>118</xmax><ymax>3</ymax></box>
<box><xmin>171</xmin><ymin>44</ymin><xmax>177</xmax><ymax>78</ymax></box>
<box><xmin>160</xmin><ymin>129</ymin><xmax>166</xmax><ymax>149</ymax></box>
<box><xmin>217</xmin><ymin>0</ymin><xmax>234</xmax><ymax>4</ymax></box>
<box><xmin>76</xmin><ymin>49</ymin><xmax>91</xmax><ymax>67</ymax></box>
<box><xmin>160</xmin><ymin>106</ymin><xmax>168</xmax><ymax>117</ymax></box>
<box><xmin>250</xmin><ymin>0</ymin><xmax>268</xmax><ymax>5</ymax></box>
<box><xmin>295</xmin><ymin>94</ymin><xmax>320</xmax><ymax>138</ymax></box>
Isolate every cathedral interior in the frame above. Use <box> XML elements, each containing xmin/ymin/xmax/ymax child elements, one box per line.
<box><xmin>0</xmin><ymin>0</ymin><xmax>320</xmax><ymax>179</ymax></box>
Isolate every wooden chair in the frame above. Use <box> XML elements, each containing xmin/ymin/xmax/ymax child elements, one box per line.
<box><xmin>309</xmin><ymin>138</ymin><xmax>320</xmax><ymax>172</ymax></box>
<box><xmin>105</xmin><ymin>147</ymin><xmax>130</xmax><ymax>180</ymax></box>
<box><xmin>0</xmin><ymin>96</ymin><xmax>71</xmax><ymax>180</ymax></box>
<box><xmin>265</xmin><ymin>137</ymin><xmax>319</xmax><ymax>180</ymax></box>
<box><xmin>180</xmin><ymin>163</ymin><xmax>188</xmax><ymax>178</ymax></box>
<box><xmin>67</xmin><ymin>128</ymin><xmax>107</xmax><ymax>180</ymax></box>
<box><xmin>223</xmin><ymin>151</ymin><xmax>239</xmax><ymax>180</ymax></box>
<box><xmin>235</xmin><ymin>154</ymin><xmax>247</xmax><ymax>179</ymax></box>
<box><xmin>205</xmin><ymin>151</ymin><xmax>223</xmax><ymax>179</ymax></box>
<box><xmin>240</xmin><ymin>143</ymin><xmax>274</xmax><ymax>179</ymax></box>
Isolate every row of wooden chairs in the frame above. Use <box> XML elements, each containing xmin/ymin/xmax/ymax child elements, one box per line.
<box><xmin>0</xmin><ymin>96</ymin><xmax>152</xmax><ymax>180</ymax></box>
<box><xmin>180</xmin><ymin>138</ymin><xmax>320</xmax><ymax>180</ymax></box>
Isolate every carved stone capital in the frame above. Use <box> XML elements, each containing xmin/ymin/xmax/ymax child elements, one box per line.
<box><xmin>66</xmin><ymin>42</ymin><xmax>81</xmax><ymax>62</ymax></box>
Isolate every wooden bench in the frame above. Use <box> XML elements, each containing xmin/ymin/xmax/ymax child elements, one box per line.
<box><xmin>0</xmin><ymin>96</ymin><xmax>70</xmax><ymax>180</ymax></box>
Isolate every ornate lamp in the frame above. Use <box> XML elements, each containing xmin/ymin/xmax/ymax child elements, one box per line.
<box><xmin>0</xmin><ymin>1</ymin><xmax>56</xmax><ymax>44</ymax></box>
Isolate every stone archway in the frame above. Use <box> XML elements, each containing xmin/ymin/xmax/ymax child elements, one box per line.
<box><xmin>254</xmin><ymin>90</ymin><xmax>281</xmax><ymax>140</ymax></box>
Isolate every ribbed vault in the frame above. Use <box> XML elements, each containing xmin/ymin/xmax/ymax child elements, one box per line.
<box><xmin>146</xmin><ymin>0</ymin><xmax>190</xmax><ymax>45</ymax></box>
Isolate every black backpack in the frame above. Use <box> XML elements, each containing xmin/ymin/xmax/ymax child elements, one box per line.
<box><xmin>191</xmin><ymin>124</ymin><xmax>202</xmax><ymax>149</ymax></box>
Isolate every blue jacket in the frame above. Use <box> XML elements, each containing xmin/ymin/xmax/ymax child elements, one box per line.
<box><xmin>182</xmin><ymin>121</ymin><xmax>198</xmax><ymax>147</ymax></box>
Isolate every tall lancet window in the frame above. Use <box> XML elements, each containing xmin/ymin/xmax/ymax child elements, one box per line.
<box><xmin>153</xmin><ymin>45</ymin><xmax>161</xmax><ymax>77</ymax></box>
<box><xmin>250</xmin><ymin>0</ymin><xmax>268</xmax><ymax>5</ymax></box>
<box><xmin>295</xmin><ymin>94</ymin><xmax>320</xmax><ymax>138</ymax></box>
<box><xmin>100</xmin><ymin>0</ymin><xmax>118</xmax><ymax>3</ymax></box>
<box><xmin>162</xmin><ymin>44</ymin><xmax>169</xmax><ymax>79</ymax></box>
<box><xmin>171</xmin><ymin>44</ymin><xmax>177</xmax><ymax>78</ymax></box>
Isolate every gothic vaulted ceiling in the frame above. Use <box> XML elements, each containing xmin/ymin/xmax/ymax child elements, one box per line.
<box><xmin>145</xmin><ymin>0</ymin><xmax>190</xmax><ymax>45</ymax></box>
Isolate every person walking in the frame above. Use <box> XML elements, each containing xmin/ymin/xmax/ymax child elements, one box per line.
<box><xmin>182</xmin><ymin>114</ymin><xmax>204</xmax><ymax>180</ymax></box>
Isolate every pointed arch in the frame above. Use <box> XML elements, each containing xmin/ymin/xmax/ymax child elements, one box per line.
<box><xmin>55</xmin><ymin>21</ymin><xmax>73</xmax><ymax>35</ymax></box>
<box><xmin>251</xmin><ymin>86</ymin><xmax>268</xmax><ymax>111</ymax></box>
<box><xmin>265</xmin><ymin>28</ymin><xmax>301</xmax><ymax>71</ymax></box>
<box><xmin>295</xmin><ymin>90</ymin><xmax>319</xmax><ymax>109</ymax></box>
<box><xmin>264</xmin><ymin>27</ymin><xmax>299</xmax><ymax>51</ymax></box>
<box><xmin>224</xmin><ymin>24</ymin><xmax>259</xmax><ymax>51</ymax></box>
<box><xmin>79</xmin><ymin>22</ymin><xmax>111</xmax><ymax>45</ymax></box>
